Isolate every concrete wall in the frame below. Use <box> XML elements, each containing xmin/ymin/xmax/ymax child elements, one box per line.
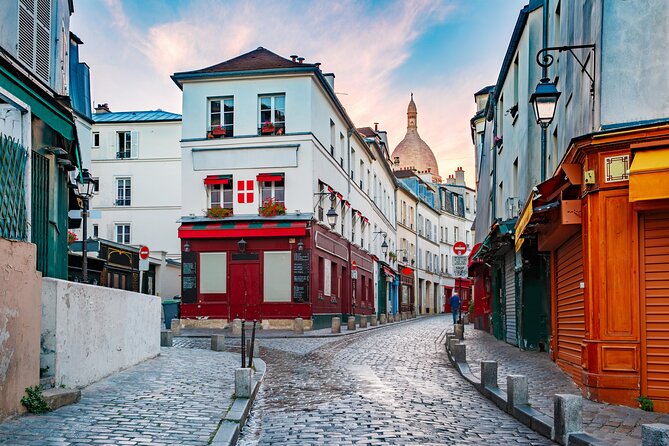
<box><xmin>0</xmin><ymin>239</ymin><xmax>42</xmax><ymax>421</ymax></box>
<box><xmin>41</xmin><ymin>278</ymin><xmax>161</xmax><ymax>389</ymax></box>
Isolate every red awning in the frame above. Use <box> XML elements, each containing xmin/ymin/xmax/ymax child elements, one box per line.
<box><xmin>204</xmin><ymin>175</ymin><xmax>231</xmax><ymax>185</ymax></box>
<box><xmin>382</xmin><ymin>266</ymin><xmax>396</xmax><ymax>278</ymax></box>
<box><xmin>257</xmin><ymin>173</ymin><xmax>283</xmax><ymax>182</ymax></box>
<box><xmin>179</xmin><ymin>221</ymin><xmax>307</xmax><ymax>239</ymax></box>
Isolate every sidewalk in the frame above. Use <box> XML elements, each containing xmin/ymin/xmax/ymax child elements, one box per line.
<box><xmin>0</xmin><ymin>346</ymin><xmax>239</xmax><ymax>446</ymax></box>
<box><xmin>463</xmin><ymin>325</ymin><xmax>669</xmax><ymax>445</ymax></box>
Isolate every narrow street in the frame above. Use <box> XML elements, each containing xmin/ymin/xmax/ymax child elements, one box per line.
<box><xmin>239</xmin><ymin>316</ymin><xmax>553</xmax><ymax>445</ymax></box>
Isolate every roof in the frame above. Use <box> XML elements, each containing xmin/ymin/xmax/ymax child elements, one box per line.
<box><xmin>357</xmin><ymin>127</ymin><xmax>376</xmax><ymax>138</ymax></box>
<box><xmin>474</xmin><ymin>85</ymin><xmax>495</xmax><ymax>96</ymax></box>
<box><xmin>176</xmin><ymin>47</ymin><xmax>315</xmax><ymax>76</ymax></box>
<box><xmin>93</xmin><ymin>110</ymin><xmax>182</xmax><ymax>123</ymax></box>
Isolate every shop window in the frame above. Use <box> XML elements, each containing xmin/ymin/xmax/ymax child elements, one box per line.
<box><xmin>323</xmin><ymin>258</ymin><xmax>332</xmax><ymax>296</ymax></box>
<box><xmin>263</xmin><ymin>251</ymin><xmax>291</xmax><ymax>302</ymax></box>
<box><xmin>199</xmin><ymin>252</ymin><xmax>227</xmax><ymax>294</ymax></box>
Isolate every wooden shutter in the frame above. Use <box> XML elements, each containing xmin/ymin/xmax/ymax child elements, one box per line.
<box><xmin>130</xmin><ymin>130</ymin><xmax>139</xmax><ymax>158</ymax></box>
<box><xmin>17</xmin><ymin>0</ymin><xmax>51</xmax><ymax>83</ymax></box>
<box><xmin>640</xmin><ymin>212</ymin><xmax>669</xmax><ymax>402</ymax></box>
<box><xmin>555</xmin><ymin>231</ymin><xmax>585</xmax><ymax>385</ymax></box>
<box><xmin>17</xmin><ymin>0</ymin><xmax>35</xmax><ymax>70</ymax></box>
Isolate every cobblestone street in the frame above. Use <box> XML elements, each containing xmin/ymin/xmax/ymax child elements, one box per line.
<box><xmin>0</xmin><ymin>347</ymin><xmax>238</xmax><ymax>446</ymax></box>
<box><xmin>239</xmin><ymin>315</ymin><xmax>553</xmax><ymax>445</ymax></box>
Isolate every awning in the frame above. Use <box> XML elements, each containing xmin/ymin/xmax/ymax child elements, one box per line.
<box><xmin>0</xmin><ymin>62</ymin><xmax>75</xmax><ymax>141</ymax></box>
<box><xmin>204</xmin><ymin>175</ymin><xmax>231</xmax><ymax>185</ymax></box>
<box><xmin>382</xmin><ymin>266</ymin><xmax>396</xmax><ymax>278</ymax></box>
<box><xmin>629</xmin><ymin>148</ymin><xmax>669</xmax><ymax>202</ymax></box>
<box><xmin>257</xmin><ymin>173</ymin><xmax>284</xmax><ymax>182</ymax></box>
<box><xmin>178</xmin><ymin>221</ymin><xmax>307</xmax><ymax>239</ymax></box>
<box><xmin>535</xmin><ymin>163</ymin><xmax>582</xmax><ymax>203</ymax></box>
<box><xmin>470</xmin><ymin>236</ymin><xmax>491</xmax><ymax>263</ymax></box>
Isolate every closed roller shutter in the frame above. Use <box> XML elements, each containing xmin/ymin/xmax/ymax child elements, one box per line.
<box><xmin>556</xmin><ymin>232</ymin><xmax>585</xmax><ymax>385</ymax></box>
<box><xmin>505</xmin><ymin>251</ymin><xmax>517</xmax><ymax>346</ymax></box>
<box><xmin>641</xmin><ymin>212</ymin><xmax>669</xmax><ymax>402</ymax></box>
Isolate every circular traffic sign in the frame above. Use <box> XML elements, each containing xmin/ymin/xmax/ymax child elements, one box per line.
<box><xmin>453</xmin><ymin>241</ymin><xmax>467</xmax><ymax>255</ymax></box>
<box><xmin>351</xmin><ymin>260</ymin><xmax>357</xmax><ymax>270</ymax></box>
<box><xmin>139</xmin><ymin>246</ymin><xmax>150</xmax><ymax>260</ymax></box>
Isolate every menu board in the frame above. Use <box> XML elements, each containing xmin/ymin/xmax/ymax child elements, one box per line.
<box><xmin>293</xmin><ymin>250</ymin><xmax>310</xmax><ymax>303</ymax></box>
<box><xmin>181</xmin><ymin>251</ymin><xmax>197</xmax><ymax>303</ymax></box>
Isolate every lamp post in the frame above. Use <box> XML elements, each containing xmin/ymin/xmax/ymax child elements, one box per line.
<box><xmin>314</xmin><ymin>191</ymin><xmax>339</xmax><ymax>229</ymax></box>
<box><xmin>76</xmin><ymin>168</ymin><xmax>97</xmax><ymax>283</ymax></box>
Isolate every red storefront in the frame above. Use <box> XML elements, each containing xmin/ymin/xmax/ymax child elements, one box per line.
<box><xmin>468</xmin><ymin>242</ymin><xmax>493</xmax><ymax>332</ymax></box>
<box><xmin>177</xmin><ymin>215</ymin><xmax>375</xmax><ymax>329</ymax></box>
<box><xmin>443</xmin><ymin>278</ymin><xmax>473</xmax><ymax>313</ymax></box>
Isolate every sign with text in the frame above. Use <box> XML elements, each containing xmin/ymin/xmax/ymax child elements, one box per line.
<box><xmin>452</xmin><ymin>255</ymin><xmax>468</xmax><ymax>278</ymax></box>
<box><xmin>293</xmin><ymin>250</ymin><xmax>310</xmax><ymax>303</ymax></box>
<box><xmin>181</xmin><ymin>251</ymin><xmax>197</xmax><ymax>303</ymax></box>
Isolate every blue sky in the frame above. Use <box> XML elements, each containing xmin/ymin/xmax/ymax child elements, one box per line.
<box><xmin>72</xmin><ymin>0</ymin><xmax>526</xmax><ymax>184</ymax></box>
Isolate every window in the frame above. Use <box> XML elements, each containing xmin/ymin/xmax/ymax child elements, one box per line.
<box><xmin>359</xmin><ymin>161</ymin><xmax>364</xmax><ymax>189</ymax></box>
<box><xmin>117</xmin><ymin>131</ymin><xmax>132</xmax><ymax>158</ymax></box>
<box><xmin>92</xmin><ymin>177</ymin><xmax>100</xmax><ymax>193</ymax></box>
<box><xmin>323</xmin><ymin>258</ymin><xmax>332</xmax><ymax>296</ymax></box>
<box><xmin>339</xmin><ymin>133</ymin><xmax>344</xmax><ymax>167</ymax></box>
<box><xmin>454</xmin><ymin>226</ymin><xmax>460</xmax><ymax>242</ymax></box>
<box><xmin>200</xmin><ymin>252</ymin><xmax>227</xmax><ymax>294</ymax></box>
<box><xmin>258</xmin><ymin>94</ymin><xmax>285</xmax><ymax>135</ymax></box>
<box><xmin>350</xmin><ymin>148</ymin><xmax>355</xmax><ymax>179</ymax></box>
<box><xmin>208</xmin><ymin>182</ymin><xmax>233</xmax><ymax>209</ymax></box>
<box><xmin>116</xmin><ymin>178</ymin><xmax>131</xmax><ymax>206</ymax></box>
<box><xmin>330</xmin><ymin>119</ymin><xmax>335</xmax><ymax>156</ymax></box>
<box><xmin>115</xmin><ymin>224</ymin><xmax>130</xmax><ymax>244</ymax></box>
<box><xmin>92</xmin><ymin>132</ymin><xmax>100</xmax><ymax>147</ymax></box>
<box><xmin>263</xmin><ymin>251</ymin><xmax>291</xmax><ymax>302</ymax></box>
<box><xmin>17</xmin><ymin>0</ymin><xmax>51</xmax><ymax>82</ymax></box>
<box><xmin>208</xmin><ymin>97</ymin><xmax>234</xmax><ymax>137</ymax></box>
<box><xmin>259</xmin><ymin>176</ymin><xmax>285</xmax><ymax>205</ymax></box>
<box><xmin>92</xmin><ymin>224</ymin><xmax>98</xmax><ymax>237</ymax></box>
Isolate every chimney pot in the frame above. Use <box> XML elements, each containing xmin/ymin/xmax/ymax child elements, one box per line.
<box><xmin>297</xmin><ymin>57</ymin><xmax>305</xmax><ymax>64</ymax></box>
<box><xmin>374</xmin><ymin>122</ymin><xmax>379</xmax><ymax>132</ymax></box>
<box><xmin>290</xmin><ymin>55</ymin><xmax>298</xmax><ymax>62</ymax></box>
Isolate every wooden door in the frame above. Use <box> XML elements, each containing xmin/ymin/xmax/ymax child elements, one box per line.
<box><xmin>640</xmin><ymin>212</ymin><xmax>669</xmax><ymax>404</ymax></box>
<box><xmin>556</xmin><ymin>231</ymin><xmax>585</xmax><ymax>385</ymax></box>
<box><xmin>229</xmin><ymin>262</ymin><xmax>261</xmax><ymax>321</ymax></box>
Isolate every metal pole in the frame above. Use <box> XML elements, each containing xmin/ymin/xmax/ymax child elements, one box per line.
<box><xmin>241</xmin><ymin>320</ymin><xmax>246</xmax><ymax>368</ymax></box>
<box><xmin>82</xmin><ymin>197</ymin><xmax>88</xmax><ymax>283</ymax></box>
<box><xmin>247</xmin><ymin>320</ymin><xmax>257</xmax><ymax>368</ymax></box>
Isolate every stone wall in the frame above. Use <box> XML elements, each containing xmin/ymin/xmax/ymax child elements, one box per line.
<box><xmin>41</xmin><ymin>278</ymin><xmax>161</xmax><ymax>389</ymax></box>
<box><xmin>0</xmin><ymin>239</ymin><xmax>42</xmax><ymax>421</ymax></box>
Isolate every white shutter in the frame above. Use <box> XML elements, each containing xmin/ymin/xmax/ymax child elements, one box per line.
<box><xmin>17</xmin><ymin>1</ymin><xmax>35</xmax><ymax>70</ymax></box>
<box><xmin>108</xmin><ymin>131</ymin><xmax>115</xmax><ymax>158</ymax></box>
<box><xmin>130</xmin><ymin>130</ymin><xmax>139</xmax><ymax>158</ymax></box>
<box><xmin>17</xmin><ymin>0</ymin><xmax>51</xmax><ymax>83</ymax></box>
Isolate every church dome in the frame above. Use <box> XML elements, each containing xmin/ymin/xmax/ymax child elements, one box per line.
<box><xmin>391</xmin><ymin>94</ymin><xmax>439</xmax><ymax>178</ymax></box>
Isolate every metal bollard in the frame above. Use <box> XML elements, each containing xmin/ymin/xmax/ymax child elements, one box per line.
<box><xmin>241</xmin><ymin>320</ymin><xmax>246</xmax><ymax>368</ymax></box>
<box><xmin>247</xmin><ymin>320</ymin><xmax>257</xmax><ymax>368</ymax></box>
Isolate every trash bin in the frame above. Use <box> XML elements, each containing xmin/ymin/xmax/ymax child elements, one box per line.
<box><xmin>162</xmin><ymin>299</ymin><xmax>180</xmax><ymax>329</ymax></box>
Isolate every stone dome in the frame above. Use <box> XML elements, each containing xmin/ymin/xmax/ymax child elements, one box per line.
<box><xmin>391</xmin><ymin>94</ymin><xmax>439</xmax><ymax>178</ymax></box>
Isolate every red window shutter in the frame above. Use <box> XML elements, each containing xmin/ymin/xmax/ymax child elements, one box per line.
<box><xmin>246</xmin><ymin>180</ymin><xmax>253</xmax><ymax>202</ymax></box>
<box><xmin>237</xmin><ymin>180</ymin><xmax>246</xmax><ymax>203</ymax></box>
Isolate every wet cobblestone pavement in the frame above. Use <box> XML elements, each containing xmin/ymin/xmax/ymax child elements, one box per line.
<box><xmin>238</xmin><ymin>315</ymin><xmax>553</xmax><ymax>445</ymax></box>
<box><xmin>0</xmin><ymin>347</ymin><xmax>238</xmax><ymax>446</ymax></box>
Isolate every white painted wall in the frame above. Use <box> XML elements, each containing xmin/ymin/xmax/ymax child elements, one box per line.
<box><xmin>40</xmin><ymin>278</ymin><xmax>161</xmax><ymax>389</ymax></box>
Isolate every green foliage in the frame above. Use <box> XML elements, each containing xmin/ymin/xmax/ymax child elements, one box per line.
<box><xmin>206</xmin><ymin>207</ymin><xmax>233</xmax><ymax>219</ymax></box>
<box><xmin>469</xmin><ymin>298</ymin><xmax>474</xmax><ymax>314</ymax></box>
<box><xmin>21</xmin><ymin>386</ymin><xmax>50</xmax><ymax>414</ymax></box>
<box><xmin>637</xmin><ymin>395</ymin><xmax>654</xmax><ymax>412</ymax></box>
<box><xmin>259</xmin><ymin>198</ymin><xmax>286</xmax><ymax>217</ymax></box>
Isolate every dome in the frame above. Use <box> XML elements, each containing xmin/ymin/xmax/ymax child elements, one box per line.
<box><xmin>391</xmin><ymin>94</ymin><xmax>439</xmax><ymax>177</ymax></box>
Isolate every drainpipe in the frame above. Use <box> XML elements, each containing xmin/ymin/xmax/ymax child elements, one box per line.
<box><xmin>491</xmin><ymin>96</ymin><xmax>498</xmax><ymax>225</ymax></box>
<box><xmin>541</xmin><ymin>0</ymin><xmax>549</xmax><ymax>181</ymax></box>
<box><xmin>347</xmin><ymin>128</ymin><xmax>353</xmax><ymax>317</ymax></box>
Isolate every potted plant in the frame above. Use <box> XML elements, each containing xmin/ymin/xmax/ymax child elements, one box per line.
<box><xmin>261</xmin><ymin>120</ymin><xmax>275</xmax><ymax>135</ymax></box>
<box><xmin>388</xmin><ymin>251</ymin><xmax>397</xmax><ymax>261</ymax></box>
<box><xmin>67</xmin><ymin>230</ymin><xmax>77</xmax><ymax>245</ymax></box>
<box><xmin>211</xmin><ymin>125</ymin><xmax>226</xmax><ymax>138</ymax></box>
<box><xmin>259</xmin><ymin>198</ymin><xmax>286</xmax><ymax>217</ymax></box>
<box><xmin>206</xmin><ymin>207</ymin><xmax>233</xmax><ymax>219</ymax></box>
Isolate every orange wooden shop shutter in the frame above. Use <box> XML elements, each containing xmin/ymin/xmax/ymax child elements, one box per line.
<box><xmin>556</xmin><ymin>231</ymin><xmax>585</xmax><ymax>385</ymax></box>
<box><xmin>641</xmin><ymin>212</ymin><xmax>669</xmax><ymax>404</ymax></box>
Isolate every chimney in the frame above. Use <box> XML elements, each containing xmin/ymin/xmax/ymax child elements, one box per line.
<box><xmin>315</xmin><ymin>62</ymin><xmax>321</xmax><ymax>70</ymax></box>
<box><xmin>323</xmin><ymin>72</ymin><xmax>335</xmax><ymax>91</ymax></box>
<box><xmin>290</xmin><ymin>55</ymin><xmax>298</xmax><ymax>62</ymax></box>
<box><xmin>95</xmin><ymin>103</ymin><xmax>110</xmax><ymax>113</ymax></box>
<box><xmin>455</xmin><ymin>167</ymin><xmax>465</xmax><ymax>186</ymax></box>
<box><xmin>297</xmin><ymin>57</ymin><xmax>305</xmax><ymax>64</ymax></box>
<box><xmin>374</xmin><ymin>122</ymin><xmax>379</xmax><ymax>132</ymax></box>
<box><xmin>393</xmin><ymin>156</ymin><xmax>400</xmax><ymax>166</ymax></box>
<box><xmin>446</xmin><ymin>174</ymin><xmax>456</xmax><ymax>185</ymax></box>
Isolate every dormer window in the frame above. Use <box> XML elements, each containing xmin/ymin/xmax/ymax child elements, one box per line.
<box><xmin>258</xmin><ymin>94</ymin><xmax>285</xmax><ymax>135</ymax></box>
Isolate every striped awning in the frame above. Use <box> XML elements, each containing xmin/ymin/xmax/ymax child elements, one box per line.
<box><xmin>204</xmin><ymin>175</ymin><xmax>231</xmax><ymax>185</ymax></box>
<box><xmin>178</xmin><ymin>221</ymin><xmax>307</xmax><ymax>239</ymax></box>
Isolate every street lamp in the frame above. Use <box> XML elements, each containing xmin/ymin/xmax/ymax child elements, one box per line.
<box><xmin>326</xmin><ymin>206</ymin><xmax>338</xmax><ymax>229</ymax></box>
<box><xmin>76</xmin><ymin>168</ymin><xmax>97</xmax><ymax>283</ymax></box>
<box><xmin>381</xmin><ymin>239</ymin><xmax>389</xmax><ymax>256</ymax></box>
<box><xmin>529</xmin><ymin>78</ymin><xmax>561</xmax><ymax>128</ymax></box>
<box><xmin>238</xmin><ymin>238</ymin><xmax>247</xmax><ymax>253</ymax></box>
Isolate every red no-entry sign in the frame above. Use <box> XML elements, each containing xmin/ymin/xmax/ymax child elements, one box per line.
<box><xmin>453</xmin><ymin>241</ymin><xmax>467</xmax><ymax>255</ymax></box>
<box><xmin>351</xmin><ymin>261</ymin><xmax>357</xmax><ymax>270</ymax></box>
<box><xmin>139</xmin><ymin>246</ymin><xmax>150</xmax><ymax>260</ymax></box>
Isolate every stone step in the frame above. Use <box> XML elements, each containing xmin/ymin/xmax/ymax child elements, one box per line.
<box><xmin>40</xmin><ymin>377</ymin><xmax>54</xmax><ymax>390</ymax></box>
<box><xmin>42</xmin><ymin>388</ymin><xmax>81</xmax><ymax>411</ymax></box>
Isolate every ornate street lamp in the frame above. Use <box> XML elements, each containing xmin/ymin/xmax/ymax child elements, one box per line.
<box><xmin>381</xmin><ymin>239</ymin><xmax>389</xmax><ymax>256</ymax></box>
<box><xmin>76</xmin><ymin>168</ymin><xmax>97</xmax><ymax>283</ymax></box>
<box><xmin>326</xmin><ymin>206</ymin><xmax>338</xmax><ymax>229</ymax></box>
<box><xmin>529</xmin><ymin>78</ymin><xmax>561</xmax><ymax>128</ymax></box>
<box><xmin>238</xmin><ymin>238</ymin><xmax>247</xmax><ymax>253</ymax></box>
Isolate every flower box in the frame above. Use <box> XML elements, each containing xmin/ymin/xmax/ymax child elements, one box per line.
<box><xmin>259</xmin><ymin>198</ymin><xmax>286</xmax><ymax>217</ymax></box>
<box><xmin>206</xmin><ymin>207</ymin><xmax>233</xmax><ymax>219</ymax></box>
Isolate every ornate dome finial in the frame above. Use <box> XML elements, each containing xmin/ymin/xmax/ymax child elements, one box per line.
<box><xmin>392</xmin><ymin>94</ymin><xmax>440</xmax><ymax>179</ymax></box>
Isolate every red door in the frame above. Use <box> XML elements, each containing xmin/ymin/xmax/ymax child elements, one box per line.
<box><xmin>229</xmin><ymin>262</ymin><xmax>261</xmax><ymax>321</ymax></box>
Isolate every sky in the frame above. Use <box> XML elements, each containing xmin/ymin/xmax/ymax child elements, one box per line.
<box><xmin>72</xmin><ymin>0</ymin><xmax>527</xmax><ymax>185</ymax></box>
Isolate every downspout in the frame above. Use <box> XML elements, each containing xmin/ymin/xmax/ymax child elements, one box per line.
<box><xmin>541</xmin><ymin>0</ymin><xmax>549</xmax><ymax>181</ymax></box>
<box><xmin>491</xmin><ymin>96</ymin><xmax>498</xmax><ymax>225</ymax></box>
<box><xmin>346</xmin><ymin>128</ymin><xmax>353</xmax><ymax>316</ymax></box>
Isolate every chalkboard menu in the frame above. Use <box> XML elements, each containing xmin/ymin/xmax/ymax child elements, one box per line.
<box><xmin>293</xmin><ymin>251</ymin><xmax>310</xmax><ymax>303</ymax></box>
<box><xmin>181</xmin><ymin>251</ymin><xmax>197</xmax><ymax>303</ymax></box>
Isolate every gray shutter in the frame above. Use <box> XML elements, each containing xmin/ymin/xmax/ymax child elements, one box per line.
<box><xmin>34</xmin><ymin>0</ymin><xmax>51</xmax><ymax>82</ymax></box>
<box><xmin>17</xmin><ymin>0</ymin><xmax>34</xmax><ymax>70</ymax></box>
<box><xmin>130</xmin><ymin>130</ymin><xmax>139</xmax><ymax>158</ymax></box>
<box><xmin>505</xmin><ymin>251</ymin><xmax>517</xmax><ymax>346</ymax></box>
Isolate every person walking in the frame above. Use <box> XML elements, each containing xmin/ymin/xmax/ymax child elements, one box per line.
<box><xmin>449</xmin><ymin>293</ymin><xmax>461</xmax><ymax>325</ymax></box>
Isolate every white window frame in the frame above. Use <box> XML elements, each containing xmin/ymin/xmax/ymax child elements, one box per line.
<box><xmin>115</xmin><ymin>177</ymin><xmax>131</xmax><ymax>206</ymax></box>
<box><xmin>115</xmin><ymin>223</ymin><xmax>131</xmax><ymax>244</ymax></box>
<box><xmin>208</xmin><ymin>97</ymin><xmax>234</xmax><ymax>135</ymax></box>
<box><xmin>208</xmin><ymin>182</ymin><xmax>233</xmax><ymax>209</ymax></box>
<box><xmin>259</xmin><ymin>178</ymin><xmax>285</xmax><ymax>205</ymax></box>
<box><xmin>258</xmin><ymin>94</ymin><xmax>285</xmax><ymax>134</ymax></box>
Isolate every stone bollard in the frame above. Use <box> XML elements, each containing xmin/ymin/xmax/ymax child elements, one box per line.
<box><xmin>160</xmin><ymin>329</ymin><xmax>173</xmax><ymax>347</ymax></box>
<box><xmin>448</xmin><ymin>338</ymin><xmax>460</xmax><ymax>353</ymax></box>
<box><xmin>507</xmin><ymin>375</ymin><xmax>528</xmax><ymax>411</ymax></box>
<box><xmin>452</xmin><ymin>343</ymin><xmax>466</xmax><ymax>363</ymax></box>
<box><xmin>359</xmin><ymin>316</ymin><xmax>368</xmax><ymax>328</ymax></box>
<box><xmin>170</xmin><ymin>319</ymin><xmax>181</xmax><ymax>336</ymax></box>
<box><xmin>211</xmin><ymin>334</ymin><xmax>225</xmax><ymax>351</ymax></box>
<box><xmin>481</xmin><ymin>361</ymin><xmax>498</xmax><ymax>389</ymax></box>
<box><xmin>370</xmin><ymin>315</ymin><xmax>378</xmax><ymax>326</ymax></box>
<box><xmin>231</xmin><ymin>318</ymin><xmax>242</xmax><ymax>336</ymax></box>
<box><xmin>293</xmin><ymin>317</ymin><xmax>304</xmax><ymax>335</ymax></box>
<box><xmin>331</xmin><ymin>317</ymin><xmax>341</xmax><ymax>334</ymax></box>
<box><xmin>380</xmin><ymin>314</ymin><xmax>387</xmax><ymax>324</ymax></box>
<box><xmin>454</xmin><ymin>323</ymin><xmax>464</xmax><ymax>340</ymax></box>
<box><xmin>235</xmin><ymin>368</ymin><xmax>253</xmax><ymax>398</ymax></box>
<box><xmin>554</xmin><ymin>394</ymin><xmax>583</xmax><ymax>446</ymax></box>
<box><xmin>642</xmin><ymin>424</ymin><xmax>669</xmax><ymax>446</ymax></box>
<box><xmin>446</xmin><ymin>334</ymin><xmax>456</xmax><ymax>346</ymax></box>
<box><xmin>347</xmin><ymin>316</ymin><xmax>356</xmax><ymax>331</ymax></box>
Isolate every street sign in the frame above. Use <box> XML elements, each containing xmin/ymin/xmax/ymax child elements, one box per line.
<box><xmin>139</xmin><ymin>258</ymin><xmax>149</xmax><ymax>271</ymax></box>
<box><xmin>139</xmin><ymin>246</ymin><xmax>150</xmax><ymax>260</ymax></box>
<box><xmin>351</xmin><ymin>260</ymin><xmax>357</xmax><ymax>270</ymax></box>
<box><xmin>453</xmin><ymin>241</ymin><xmax>467</xmax><ymax>255</ymax></box>
<box><xmin>351</xmin><ymin>269</ymin><xmax>358</xmax><ymax>280</ymax></box>
<box><xmin>452</xmin><ymin>255</ymin><xmax>468</xmax><ymax>278</ymax></box>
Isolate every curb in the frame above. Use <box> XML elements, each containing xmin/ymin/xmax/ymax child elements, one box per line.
<box><xmin>443</xmin><ymin>332</ymin><xmax>613</xmax><ymax>446</ymax></box>
<box><xmin>210</xmin><ymin>357</ymin><xmax>267</xmax><ymax>446</ymax></box>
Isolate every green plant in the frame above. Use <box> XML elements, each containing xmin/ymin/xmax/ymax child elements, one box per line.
<box><xmin>388</xmin><ymin>251</ymin><xmax>397</xmax><ymax>260</ymax></box>
<box><xmin>469</xmin><ymin>298</ymin><xmax>474</xmax><ymax>314</ymax></box>
<box><xmin>637</xmin><ymin>395</ymin><xmax>654</xmax><ymax>412</ymax></box>
<box><xmin>39</xmin><ymin>366</ymin><xmax>49</xmax><ymax>378</ymax></box>
<box><xmin>21</xmin><ymin>386</ymin><xmax>50</xmax><ymax>414</ymax></box>
<box><xmin>206</xmin><ymin>207</ymin><xmax>233</xmax><ymax>219</ymax></box>
<box><xmin>259</xmin><ymin>198</ymin><xmax>286</xmax><ymax>217</ymax></box>
<box><xmin>67</xmin><ymin>231</ymin><xmax>77</xmax><ymax>245</ymax></box>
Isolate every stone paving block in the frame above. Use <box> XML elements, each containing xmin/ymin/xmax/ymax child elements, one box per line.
<box><xmin>642</xmin><ymin>423</ymin><xmax>669</xmax><ymax>446</ymax></box>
